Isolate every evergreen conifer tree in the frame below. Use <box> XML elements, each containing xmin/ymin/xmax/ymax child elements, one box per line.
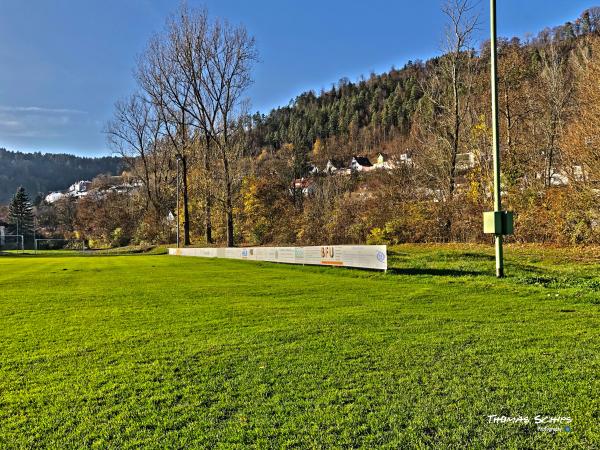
<box><xmin>8</xmin><ymin>186</ymin><xmax>34</xmax><ymax>237</ymax></box>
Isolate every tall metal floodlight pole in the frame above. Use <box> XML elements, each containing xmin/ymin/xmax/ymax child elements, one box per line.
<box><xmin>490</xmin><ymin>0</ymin><xmax>503</xmax><ymax>277</ymax></box>
<box><xmin>484</xmin><ymin>0</ymin><xmax>513</xmax><ymax>277</ymax></box>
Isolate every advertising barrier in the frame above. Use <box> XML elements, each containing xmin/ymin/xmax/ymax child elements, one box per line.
<box><xmin>168</xmin><ymin>245</ymin><xmax>387</xmax><ymax>271</ymax></box>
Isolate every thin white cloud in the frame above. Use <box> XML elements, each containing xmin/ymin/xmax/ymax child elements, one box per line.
<box><xmin>0</xmin><ymin>106</ymin><xmax>78</xmax><ymax>140</ymax></box>
<box><xmin>0</xmin><ymin>119</ymin><xmax>21</xmax><ymax>128</ymax></box>
<box><xmin>0</xmin><ymin>105</ymin><xmax>87</xmax><ymax>115</ymax></box>
<box><xmin>0</xmin><ymin>129</ymin><xmax>63</xmax><ymax>138</ymax></box>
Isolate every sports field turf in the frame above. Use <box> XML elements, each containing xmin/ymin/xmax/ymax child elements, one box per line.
<box><xmin>0</xmin><ymin>245</ymin><xmax>598</xmax><ymax>448</ymax></box>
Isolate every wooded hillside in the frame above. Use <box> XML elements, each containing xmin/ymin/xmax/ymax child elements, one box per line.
<box><xmin>0</xmin><ymin>148</ymin><xmax>123</xmax><ymax>203</ymax></box>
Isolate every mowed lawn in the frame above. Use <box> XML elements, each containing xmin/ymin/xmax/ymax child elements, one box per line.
<box><xmin>0</xmin><ymin>245</ymin><xmax>598</xmax><ymax>448</ymax></box>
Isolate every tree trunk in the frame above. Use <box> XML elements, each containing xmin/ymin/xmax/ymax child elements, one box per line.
<box><xmin>181</xmin><ymin>155</ymin><xmax>191</xmax><ymax>246</ymax></box>
<box><xmin>546</xmin><ymin>118</ymin><xmax>558</xmax><ymax>187</ymax></box>
<box><xmin>450</xmin><ymin>63</ymin><xmax>460</xmax><ymax>199</ymax></box>
<box><xmin>226</xmin><ymin>200</ymin><xmax>234</xmax><ymax>247</ymax></box>
<box><xmin>220</xmin><ymin>109</ymin><xmax>235</xmax><ymax>248</ymax></box>
<box><xmin>504</xmin><ymin>88</ymin><xmax>513</xmax><ymax>151</ymax></box>
<box><xmin>204</xmin><ymin>137</ymin><xmax>213</xmax><ymax>244</ymax></box>
<box><xmin>222</xmin><ymin>149</ymin><xmax>234</xmax><ymax>247</ymax></box>
<box><xmin>446</xmin><ymin>62</ymin><xmax>461</xmax><ymax>241</ymax></box>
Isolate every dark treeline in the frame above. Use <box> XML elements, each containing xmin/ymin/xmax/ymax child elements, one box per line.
<box><xmin>21</xmin><ymin>4</ymin><xmax>600</xmax><ymax>248</ymax></box>
<box><xmin>248</xmin><ymin>64</ymin><xmax>422</xmax><ymax>158</ymax></box>
<box><xmin>0</xmin><ymin>148</ymin><xmax>123</xmax><ymax>203</ymax></box>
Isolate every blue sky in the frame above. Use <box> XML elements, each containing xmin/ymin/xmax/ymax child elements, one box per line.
<box><xmin>0</xmin><ymin>0</ymin><xmax>595</xmax><ymax>156</ymax></box>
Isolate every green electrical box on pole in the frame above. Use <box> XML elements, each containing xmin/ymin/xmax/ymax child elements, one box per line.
<box><xmin>483</xmin><ymin>211</ymin><xmax>514</xmax><ymax>236</ymax></box>
<box><xmin>484</xmin><ymin>0</ymin><xmax>513</xmax><ymax>278</ymax></box>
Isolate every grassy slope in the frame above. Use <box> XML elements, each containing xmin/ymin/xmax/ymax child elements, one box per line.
<box><xmin>0</xmin><ymin>245</ymin><xmax>598</xmax><ymax>448</ymax></box>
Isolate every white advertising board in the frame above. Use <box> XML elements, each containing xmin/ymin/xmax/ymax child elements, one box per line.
<box><xmin>169</xmin><ymin>245</ymin><xmax>387</xmax><ymax>271</ymax></box>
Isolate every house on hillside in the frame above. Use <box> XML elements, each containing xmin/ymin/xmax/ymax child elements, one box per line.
<box><xmin>550</xmin><ymin>171</ymin><xmax>569</xmax><ymax>186</ymax></box>
<box><xmin>323</xmin><ymin>156</ymin><xmax>373</xmax><ymax>174</ymax></box>
<box><xmin>44</xmin><ymin>177</ymin><xmax>142</xmax><ymax>204</ymax></box>
<box><xmin>325</xmin><ymin>159</ymin><xmax>345</xmax><ymax>175</ymax></box>
<box><xmin>290</xmin><ymin>178</ymin><xmax>315</xmax><ymax>196</ymax></box>
<box><xmin>456</xmin><ymin>152</ymin><xmax>476</xmax><ymax>171</ymax></box>
<box><xmin>351</xmin><ymin>156</ymin><xmax>373</xmax><ymax>172</ymax></box>
<box><xmin>45</xmin><ymin>180</ymin><xmax>92</xmax><ymax>204</ymax></box>
<box><xmin>399</xmin><ymin>152</ymin><xmax>413</xmax><ymax>165</ymax></box>
<box><xmin>68</xmin><ymin>180</ymin><xmax>92</xmax><ymax>198</ymax></box>
<box><xmin>373</xmin><ymin>153</ymin><xmax>397</xmax><ymax>170</ymax></box>
<box><xmin>308</xmin><ymin>164</ymin><xmax>319</xmax><ymax>175</ymax></box>
<box><xmin>108</xmin><ymin>180</ymin><xmax>143</xmax><ymax>194</ymax></box>
<box><xmin>44</xmin><ymin>192</ymin><xmax>66</xmax><ymax>204</ymax></box>
<box><xmin>551</xmin><ymin>166</ymin><xmax>587</xmax><ymax>186</ymax></box>
<box><xmin>532</xmin><ymin>165</ymin><xmax>588</xmax><ymax>187</ymax></box>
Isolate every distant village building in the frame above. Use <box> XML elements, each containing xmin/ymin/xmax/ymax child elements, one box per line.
<box><xmin>551</xmin><ymin>166</ymin><xmax>585</xmax><ymax>186</ymax></box>
<box><xmin>373</xmin><ymin>153</ymin><xmax>397</xmax><ymax>170</ymax></box>
<box><xmin>550</xmin><ymin>171</ymin><xmax>570</xmax><ymax>186</ymax></box>
<box><xmin>533</xmin><ymin>166</ymin><xmax>587</xmax><ymax>187</ymax></box>
<box><xmin>456</xmin><ymin>152</ymin><xmax>476</xmax><ymax>171</ymax></box>
<box><xmin>399</xmin><ymin>153</ymin><xmax>413</xmax><ymax>165</ymax></box>
<box><xmin>45</xmin><ymin>180</ymin><xmax>92</xmax><ymax>203</ymax></box>
<box><xmin>322</xmin><ymin>159</ymin><xmax>349</xmax><ymax>175</ymax></box>
<box><xmin>291</xmin><ymin>178</ymin><xmax>315</xmax><ymax>196</ymax></box>
<box><xmin>325</xmin><ymin>159</ymin><xmax>342</xmax><ymax>174</ymax></box>
<box><xmin>43</xmin><ymin>177</ymin><xmax>143</xmax><ymax>204</ymax></box>
<box><xmin>108</xmin><ymin>180</ymin><xmax>143</xmax><ymax>194</ymax></box>
<box><xmin>321</xmin><ymin>153</ymin><xmax>405</xmax><ymax>177</ymax></box>
<box><xmin>44</xmin><ymin>192</ymin><xmax>66</xmax><ymax>204</ymax></box>
<box><xmin>351</xmin><ymin>156</ymin><xmax>373</xmax><ymax>172</ymax></box>
<box><xmin>68</xmin><ymin>180</ymin><xmax>92</xmax><ymax>197</ymax></box>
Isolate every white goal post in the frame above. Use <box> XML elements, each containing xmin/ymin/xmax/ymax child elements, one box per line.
<box><xmin>34</xmin><ymin>239</ymin><xmax>86</xmax><ymax>253</ymax></box>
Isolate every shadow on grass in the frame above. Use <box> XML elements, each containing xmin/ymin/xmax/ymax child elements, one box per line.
<box><xmin>0</xmin><ymin>252</ymin><xmax>78</xmax><ymax>258</ymax></box>
<box><xmin>440</xmin><ymin>252</ymin><xmax>496</xmax><ymax>261</ymax></box>
<box><xmin>387</xmin><ymin>267</ymin><xmax>485</xmax><ymax>277</ymax></box>
<box><xmin>0</xmin><ymin>247</ymin><xmax>169</xmax><ymax>258</ymax></box>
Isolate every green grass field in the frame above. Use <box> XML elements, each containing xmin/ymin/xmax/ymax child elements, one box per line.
<box><xmin>0</xmin><ymin>245</ymin><xmax>598</xmax><ymax>448</ymax></box>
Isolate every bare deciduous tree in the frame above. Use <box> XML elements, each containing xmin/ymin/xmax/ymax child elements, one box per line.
<box><xmin>537</xmin><ymin>41</ymin><xmax>574</xmax><ymax>186</ymax></box>
<box><xmin>415</xmin><ymin>0</ymin><xmax>479</xmax><ymax>237</ymax></box>
<box><xmin>200</xmin><ymin>18</ymin><xmax>257</xmax><ymax>246</ymax></box>
<box><xmin>105</xmin><ymin>94</ymin><xmax>173</xmax><ymax>236</ymax></box>
<box><xmin>136</xmin><ymin>6</ymin><xmax>257</xmax><ymax>246</ymax></box>
<box><xmin>137</xmin><ymin>27</ymin><xmax>195</xmax><ymax>246</ymax></box>
<box><xmin>563</xmin><ymin>38</ymin><xmax>600</xmax><ymax>183</ymax></box>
